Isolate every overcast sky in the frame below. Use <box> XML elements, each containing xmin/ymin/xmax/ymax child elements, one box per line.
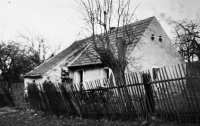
<box><xmin>0</xmin><ymin>0</ymin><xmax>200</xmax><ymax>51</ymax></box>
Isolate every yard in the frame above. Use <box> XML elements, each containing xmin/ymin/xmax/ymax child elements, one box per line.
<box><xmin>0</xmin><ymin>107</ymin><xmax>198</xmax><ymax>126</ymax></box>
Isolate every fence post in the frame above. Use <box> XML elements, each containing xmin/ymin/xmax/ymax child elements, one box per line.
<box><xmin>142</xmin><ymin>73</ymin><xmax>155</xmax><ymax>119</ymax></box>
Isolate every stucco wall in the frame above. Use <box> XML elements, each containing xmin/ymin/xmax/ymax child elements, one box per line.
<box><xmin>71</xmin><ymin>66</ymin><xmax>111</xmax><ymax>88</ymax></box>
<box><xmin>24</xmin><ymin>78</ymin><xmax>43</xmax><ymax>94</ymax></box>
<box><xmin>45</xmin><ymin>66</ymin><xmax>65</xmax><ymax>83</ymax></box>
<box><xmin>127</xmin><ymin>18</ymin><xmax>184</xmax><ymax>73</ymax></box>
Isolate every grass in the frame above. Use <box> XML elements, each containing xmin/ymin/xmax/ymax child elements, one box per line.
<box><xmin>0</xmin><ymin>107</ymin><xmax>199</xmax><ymax>126</ymax></box>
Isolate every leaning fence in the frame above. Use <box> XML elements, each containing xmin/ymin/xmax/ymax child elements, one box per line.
<box><xmin>26</xmin><ymin>82</ymin><xmax>78</xmax><ymax>115</ymax></box>
<box><xmin>26</xmin><ymin>62</ymin><xmax>200</xmax><ymax>124</ymax></box>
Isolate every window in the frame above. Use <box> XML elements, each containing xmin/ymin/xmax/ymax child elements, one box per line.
<box><xmin>76</xmin><ymin>70</ymin><xmax>84</xmax><ymax>90</ymax></box>
<box><xmin>103</xmin><ymin>69</ymin><xmax>109</xmax><ymax>79</ymax></box>
<box><xmin>102</xmin><ymin>69</ymin><xmax>110</xmax><ymax>86</ymax></box>
<box><xmin>159</xmin><ymin>36</ymin><xmax>162</xmax><ymax>42</ymax></box>
<box><xmin>61</xmin><ymin>69</ymin><xmax>69</xmax><ymax>83</ymax></box>
<box><xmin>151</xmin><ymin>34</ymin><xmax>155</xmax><ymax>40</ymax></box>
<box><xmin>79</xmin><ymin>70</ymin><xmax>83</xmax><ymax>83</ymax></box>
<box><xmin>77</xmin><ymin>70</ymin><xmax>83</xmax><ymax>84</ymax></box>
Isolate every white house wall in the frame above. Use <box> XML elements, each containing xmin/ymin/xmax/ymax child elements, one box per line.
<box><xmin>127</xmin><ymin>18</ymin><xmax>183</xmax><ymax>73</ymax></box>
<box><xmin>45</xmin><ymin>66</ymin><xmax>65</xmax><ymax>83</ymax></box>
<box><xmin>73</xmin><ymin>67</ymin><xmax>101</xmax><ymax>84</ymax></box>
<box><xmin>24</xmin><ymin>78</ymin><xmax>44</xmax><ymax>94</ymax></box>
<box><xmin>72</xmin><ymin>66</ymin><xmax>111</xmax><ymax>89</ymax></box>
<box><xmin>85</xmin><ymin>68</ymin><xmax>104</xmax><ymax>81</ymax></box>
<box><xmin>126</xmin><ymin>19</ymin><xmax>185</xmax><ymax>97</ymax></box>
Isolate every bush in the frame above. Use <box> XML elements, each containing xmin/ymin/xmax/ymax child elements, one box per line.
<box><xmin>0</xmin><ymin>86</ymin><xmax>15</xmax><ymax>107</ymax></box>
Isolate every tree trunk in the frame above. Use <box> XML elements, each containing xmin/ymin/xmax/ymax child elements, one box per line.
<box><xmin>6</xmin><ymin>80</ymin><xmax>12</xmax><ymax>93</ymax></box>
<box><xmin>113</xmin><ymin>69</ymin><xmax>136</xmax><ymax>113</ymax></box>
<box><xmin>198</xmin><ymin>54</ymin><xmax>200</xmax><ymax>61</ymax></box>
<box><xmin>142</xmin><ymin>74</ymin><xmax>155</xmax><ymax>117</ymax></box>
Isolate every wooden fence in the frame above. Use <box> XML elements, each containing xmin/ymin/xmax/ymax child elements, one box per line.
<box><xmin>26</xmin><ymin>62</ymin><xmax>200</xmax><ymax>124</ymax></box>
<box><xmin>26</xmin><ymin>82</ymin><xmax>78</xmax><ymax>115</ymax></box>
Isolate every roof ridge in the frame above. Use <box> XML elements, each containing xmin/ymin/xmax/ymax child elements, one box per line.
<box><xmin>124</xmin><ymin>16</ymin><xmax>155</xmax><ymax>27</ymax></box>
<box><xmin>106</xmin><ymin>16</ymin><xmax>156</xmax><ymax>33</ymax></box>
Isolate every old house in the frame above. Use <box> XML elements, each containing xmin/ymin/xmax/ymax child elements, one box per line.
<box><xmin>24</xmin><ymin>37</ymin><xmax>91</xmax><ymax>87</ymax></box>
<box><xmin>24</xmin><ymin>16</ymin><xmax>184</xmax><ymax>88</ymax></box>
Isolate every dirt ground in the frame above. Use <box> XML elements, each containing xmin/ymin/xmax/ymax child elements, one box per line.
<box><xmin>0</xmin><ymin>107</ymin><xmax>198</xmax><ymax>126</ymax></box>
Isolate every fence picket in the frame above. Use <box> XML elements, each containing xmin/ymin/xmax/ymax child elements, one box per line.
<box><xmin>165</xmin><ymin>66</ymin><xmax>183</xmax><ymax>123</ymax></box>
<box><xmin>126</xmin><ymin>73</ymin><xmax>140</xmax><ymax>118</ymax></box>
<box><xmin>174</xmin><ymin>65</ymin><xmax>189</xmax><ymax>122</ymax></box>
<box><xmin>161</xmin><ymin>67</ymin><xmax>178</xmax><ymax>121</ymax></box>
<box><xmin>158</xmin><ymin>67</ymin><xmax>174</xmax><ymax>120</ymax></box>
<box><xmin>133</xmin><ymin>72</ymin><xmax>147</xmax><ymax>119</ymax></box>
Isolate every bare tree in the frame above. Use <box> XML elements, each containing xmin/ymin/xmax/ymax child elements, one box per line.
<box><xmin>173</xmin><ymin>20</ymin><xmax>200</xmax><ymax>62</ymax></box>
<box><xmin>18</xmin><ymin>31</ymin><xmax>49</xmax><ymax>64</ymax></box>
<box><xmin>76</xmin><ymin>0</ymin><xmax>143</xmax><ymax>112</ymax></box>
<box><xmin>18</xmin><ymin>31</ymin><xmax>62</xmax><ymax>64</ymax></box>
<box><xmin>77</xmin><ymin>0</ymin><xmax>140</xmax><ymax>86</ymax></box>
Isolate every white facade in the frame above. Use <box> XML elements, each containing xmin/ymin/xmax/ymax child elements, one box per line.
<box><xmin>71</xmin><ymin>66</ymin><xmax>111</xmax><ymax>88</ymax></box>
<box><xmin>127</xmin><ymin>18</ymin><xmax>183</xmax><ymax>72</ymax></box>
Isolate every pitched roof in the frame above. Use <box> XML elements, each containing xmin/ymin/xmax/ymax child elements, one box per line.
<box><xmin>25</xmin><ymin>37</ymin><xmax>91</xmax><ymax>77</ymax></box>
<box><xmin>69</xmin><ymin>16</ymin><xmax>156</xmax><ymax>67</ymax></box>
<box><xmin>25</xmin><ymin>16</ymin><xmax>156</xmax><ymax>77</ymax></box>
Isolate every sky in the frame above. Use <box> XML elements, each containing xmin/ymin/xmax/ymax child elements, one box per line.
<box><xmin>0</xmin><ymin>0</ymin><xmax>200</xmax><ymax>52</ymax></box>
